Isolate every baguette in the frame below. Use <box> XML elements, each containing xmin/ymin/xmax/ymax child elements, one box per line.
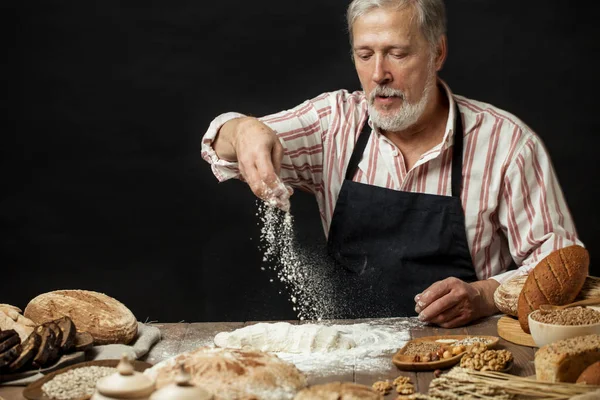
<box><xmin>517</xmin><ymin>245</ymin><xmax>589</xmax><ymax>333</ymax></box>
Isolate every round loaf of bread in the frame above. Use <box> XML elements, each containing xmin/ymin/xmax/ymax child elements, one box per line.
<box><xmin>576</xmin><ymin>360</ymin><xmax>600</xmax><ymax>385</ymax></box>
<box><xmin>495</xmin><ymin>275</ymin><xmax>600</xmax><ymax>318</ymax></box>
<box><xmin>294</xmin><ymin>382</ymin><xmax>383</xmax><ymax>399</ymax></box>
<box><xmin>144</xmin><ymin>347</ymin><xmax>307</xmax><ymax>400</ymax></box>
<box><xmin>517</xmin><ymin>245</ymin><xmax>589</xmax><ymax>333</ymax></box>
<box><xmin>494</xmin><ymin>275</ymin><xmax>528</xmax><ymax>317</ymax></box>
<box><xmin>24</xmin><ymin>290</ymin><xmax>138</xmax><ymax>345</ymax></box>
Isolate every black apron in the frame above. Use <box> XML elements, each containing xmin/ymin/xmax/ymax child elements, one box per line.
<box><xmin>326</xmin><ymin>112</ymin><xmax>477</xmax><ymax>318</ymax></box>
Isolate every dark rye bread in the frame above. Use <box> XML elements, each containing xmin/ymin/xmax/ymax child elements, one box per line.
<box><xmin>8</xmin><ymin>331</ymin><xmax>41</xmax><ymax>372</ymax></box>
<box><xmin>0</xmin><ymin>333</ymin><xmax>20</xmax><ymax>353</ymax></box>
<box><xmin>54</xmin><ymin>316</ymin><xmax>76</xmax><ymax>352</ymax></box>
<box><xmin>42</xmin><ymin>322</ymin><xmax>62</xmax><ymax>366</ymax></box>
<box><xmin>32</xmin><ymin>325</ymin><xmax>58</xmax><ymax>368</ymax></box>
<box><xmin>518</xmin><ymin>245</ymin><xmax>589</xmax><ymax>333</ymax></box>
<box><xmin>0</xmin><ymin>343</ymin><xmax>22</xmax><ymax>370</ymax></box>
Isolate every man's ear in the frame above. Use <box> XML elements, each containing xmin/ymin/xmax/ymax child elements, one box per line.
<box><xmin>435</xmin><ymin>35</ymin><xmax>448</xmax><ymax>71</ymax></box>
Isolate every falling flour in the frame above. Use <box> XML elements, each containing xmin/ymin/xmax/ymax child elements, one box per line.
<box><xmin>257</xmin><ymin>200</ymin><xmax>336</xmax><ymax>320</ymax></box>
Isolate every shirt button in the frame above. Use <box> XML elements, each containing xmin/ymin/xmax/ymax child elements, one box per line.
<box><xmin>392</xmin><ymin>150</ymin><xmax>399</xmax><ymax>157</ymax></box>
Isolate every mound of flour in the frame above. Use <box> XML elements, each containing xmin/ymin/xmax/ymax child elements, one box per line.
<box><xmin>214</xmin><ymin>322</ymin><xmax>355</xmax><ymax>353</ymax></box>
<box><xmin>214</xmin><ymin>319</ymin><xmax>424</xmax><ymax>376</ymax></box>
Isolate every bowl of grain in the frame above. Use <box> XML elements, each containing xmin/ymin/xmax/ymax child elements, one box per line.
<box><xmin>528</xmin><ymin>306</ymin><xmax>600</xmax><ymax>348</ymax></box>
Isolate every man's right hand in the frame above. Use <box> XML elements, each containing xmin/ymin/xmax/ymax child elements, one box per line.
<box><xmin>214</xmin><ymin>117</ymin><xmax>292</xmax><ymax>210</ymax></box>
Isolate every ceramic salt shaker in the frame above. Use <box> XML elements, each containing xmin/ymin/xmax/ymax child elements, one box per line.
<box><xmin>91</xmin><ymin>354</ymin><xmax>155</xmax><ymax>400</ymax></box>
<box><xmin>149</xmin><ymin>363</ymin><xmax>213</xmax><ymax>400</ymax></box>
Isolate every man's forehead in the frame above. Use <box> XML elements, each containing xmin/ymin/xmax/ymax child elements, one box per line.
<box><xmin>352</xmin><ymin>7</ymin><xmax>421</xmax><ymax>47</ymax></box>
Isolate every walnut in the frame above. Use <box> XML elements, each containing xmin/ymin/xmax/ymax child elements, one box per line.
<box><xmin>372</xmin><ymin>380</ymin><xmax>393</xmax><ymax>395</ymax></box>
<box><xmin>397</xmin><ymin>383</ymin><xmax>415</xmax><ymax>395</ymax></box>
<box><xmin>460</xmin><ymin>348</ymin><xmax>513</xmax><ymax>371</ymax></box>
<box><xmin>393</xmin><ymin>376</ymin><xmax>411</xmax><ymax>386</ymax></box>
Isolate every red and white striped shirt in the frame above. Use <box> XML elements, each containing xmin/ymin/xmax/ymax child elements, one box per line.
<box><xmin>201</xmin><ymin>81</ymin><xmax>582</xmax><ymax>284</ymax></box>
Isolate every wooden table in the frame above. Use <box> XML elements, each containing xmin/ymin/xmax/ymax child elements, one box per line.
<box><xmin>0</xmin><ymin>315</ymin><xmax>535</xmax><ymax>400</ymax></box>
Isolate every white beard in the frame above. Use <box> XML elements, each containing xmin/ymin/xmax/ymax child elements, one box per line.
<box><xmin>367</xmin><ymin>74</ymin><xmax>436</xmax><ymax>133</ymax></box>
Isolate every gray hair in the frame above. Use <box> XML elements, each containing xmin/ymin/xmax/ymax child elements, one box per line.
<box><xmin>346</xmin><ymin>0</ymin><xmax>447</xmax><ymax>50</ymax></box>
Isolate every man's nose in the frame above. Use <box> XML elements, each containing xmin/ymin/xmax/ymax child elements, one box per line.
<box><xmin>372</xmin><ymin>56</ymin><xmax>391</xmax><ymax>85</ymax></box>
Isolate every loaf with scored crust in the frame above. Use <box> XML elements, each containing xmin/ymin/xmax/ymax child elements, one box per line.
<box><xmin>535</xmin><ymin>333</ymin><xmax>600</xmax><ymax>382</ymax></box>
<box><xmin>517</xmin><ymin>245</ymin><xmax>589</xmax><ymax>333</ymax></box>
<box><xmin>24</xmin><ymin>290</ymin><xmax>138</xmax><ymax>345</ymax></box>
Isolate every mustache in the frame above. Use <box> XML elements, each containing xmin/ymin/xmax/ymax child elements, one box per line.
<box><xmin>369</xmin><ymin>86</ymin><xmax>404</xmax><ymax>103</ymax></box>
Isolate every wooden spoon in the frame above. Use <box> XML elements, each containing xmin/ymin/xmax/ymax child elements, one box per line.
<box><xmin>539</xmin><ymin>297</ymin><xmax>600</xmax><ymax>314</ymax></box>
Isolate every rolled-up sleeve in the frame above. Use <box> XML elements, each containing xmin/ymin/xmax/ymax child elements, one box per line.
<box><xmin>200</xmin><ymin>112</ymin><xmax>246</xmax><ymax>182</ymax></box>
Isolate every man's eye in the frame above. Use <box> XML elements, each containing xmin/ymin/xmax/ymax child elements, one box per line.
<box><xmin>391</xmin><ymin>53</ymin><xmax>407</xmax><ymax>59</ymax></box>
<box><xmin>357</xmin><ymin>53</ymin><xmax>372</xmax><ymax>61</ymax></box>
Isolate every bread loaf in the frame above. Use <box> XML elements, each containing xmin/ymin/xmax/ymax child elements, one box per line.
<box><xmin>517</xmin><ymin>245</ymin><xmax>589</xmax><ymax>333</ymax></box>
<box><xmin>576</xmin><ymin>360</ymin><xmax>600</xmax><ymax>385</ymax></box>
<box><xmin>494</xmin><ymin>275</ymin><xmax>528</xmax><ymax>316</ymax></box>
<box><xmin>495</xmin><ymin>275</ymin><xmax>600</xmax><ymax>317</ymax></box>
<box><xmin>534</xmin><ymin>333</ymin><xmax>600</xmax><ymax>382</ymax></box>
<box><xmin>24</xmin><ymin>290</ymin><xmax>138</xmax><ymax>345</ymax></box>
<box><xmin>144</xmin><ymin>347</ymin><xmax>307</xmax><ymax>400</ymax></box>
<box><xmin>294</xmin><ymin>382</ymin><xmax>383</xmax><ymax>399</ymax></box>
<box><xmin>0</xmin><ymin>306</ymin><xmax>36</xmax><ymax>342</ymax></box>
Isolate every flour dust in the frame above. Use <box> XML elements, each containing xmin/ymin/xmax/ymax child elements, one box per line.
<box><xmin>278</xmin><ymin>319</ymin><xmax>424</xmax><ymax>377</ymax></box>
<box><xmin>257</xmin><ymin>201</ymin><xmax>335</xmax><ymax>321</ymax></box>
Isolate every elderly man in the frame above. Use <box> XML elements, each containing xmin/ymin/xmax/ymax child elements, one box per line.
<box><xmin>201</xmin><ymin>0</ymin><xmax>582</xmax><ymax>327</ymax></box>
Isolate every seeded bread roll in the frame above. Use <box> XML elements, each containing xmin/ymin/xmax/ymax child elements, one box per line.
<box><xmin>24</xmin><ymin>290</ymin><xmax>138</xmax><ymax>345</ymax></box>
<box><xmin>535</xmin><ymin>333</ymin><xmax>600</xmax><ymax>382</ymax></box>
<box><xmin>517</xmin><ymin>245</ymin><xmax>589</xmax><ymax>333</ymax></box>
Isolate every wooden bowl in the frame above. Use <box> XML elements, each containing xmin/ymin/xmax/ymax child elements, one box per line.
<box><xmin>23</xmin><ymin>359</ymin><xmax>153</xmax><ymax>400</ymax></box>
<box><xmin>392</xmin><ymin>335</ymin><xmax>499</xmax><ymax>371</ymax></box>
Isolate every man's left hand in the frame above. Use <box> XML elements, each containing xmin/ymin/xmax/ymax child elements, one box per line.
<box><xmin>414</xmin><ymin>278</ymin><xmax>500</xmax><ymax>328</ymax></box>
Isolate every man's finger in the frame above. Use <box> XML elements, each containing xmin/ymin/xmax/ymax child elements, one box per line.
<box><xmin>242</xmin><ymin>160</ymin><xmax>267</xmax><ymax>200</ymax></box>
<box><xmin>416</xmin><ymin>278</ymin><xmax>455</xmax><ymax>310</ymax></box>
<box><xmin>425</xmin><ymin>303</ymin><xmax>463</xmax><ymax>326</ymax></box>
<box><xmin>418</xmin><ymin>292</ymin><xmax>459</xmax><ymax>322</ymax></box>
<box><xmin>437</xmin><ymin>313</ymin><xmax>470</xmax><ymax>329</ymax></box>
<box><xmin>271</xmin><ymin>141</ymin><xmax>284</xmax><ymax>177</ymax></box>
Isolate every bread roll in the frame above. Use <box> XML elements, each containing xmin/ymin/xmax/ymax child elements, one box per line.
<box><xmin>517</xmin><ymin>245</ymin><xmax>589</xmax><ymax>333</ymax></box>
<box><xmin>144</xmin><ymin>347</ymin><xmax>307</xmax><ymax>400</ymax></box>
<box><xmin>495</xmin><ymin>275</ymin><xmax>600</xmax><ymax>318</ymax></box>
<box><xmin>535</xmin><ymin>333</ymin><xmax>600</xmax><ymax>383</ymax></box>
<box><xmin>24</xmin><ymin>290</ymin><xmax>138</xmax><ymax>345</ymax></box>
<box><xmin>0</xmin><ymin>309</ymin><xmax>36</xmax><ymax>342</ymax></box>
<box><xmin>294</xmin><ymin>382</ymin><xmax>383</xmax><ymax>399</ymax></box>
<box><xmin>576</xmin><ymin>360</ymin><xmax>600</xmax><ymax>385</ymax></box>
<box><xmin>494</xmin><ymin>275</ymin><xmax>528</xmax><ymax>316</ymax></box>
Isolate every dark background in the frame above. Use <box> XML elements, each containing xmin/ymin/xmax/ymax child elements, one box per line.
<box><xmin>3</xmin><ymin>1</ymin><xmax>599</xmax><ymax>322</ymax></box>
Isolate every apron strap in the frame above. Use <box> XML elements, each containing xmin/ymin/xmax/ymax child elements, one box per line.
<box><xmin>450</xmin><ymin>108</ymin><xmax>464</xmax><ymax>198</ymax></box>
<box><xmin>345</xmin><ymin>117</ymin><xmax>372</xmax><ymax>181</ymax></box>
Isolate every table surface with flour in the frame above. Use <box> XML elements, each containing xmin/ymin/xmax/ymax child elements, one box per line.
<box><xmin>0</xmin><ymin>315</ymin><xmax>536</xmax><ymax>400</ymax></box>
